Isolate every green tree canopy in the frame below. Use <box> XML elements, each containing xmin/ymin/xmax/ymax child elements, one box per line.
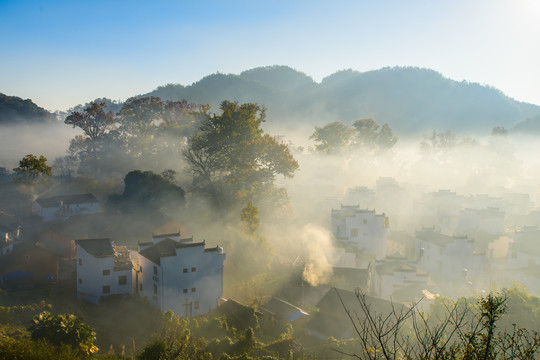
<box><xmin>311</xmin><ymin>119</ymin><xmax>397</xmax><ymax>154</ymax></box>
<box><xmin>117</xmin><ymin>96</ymin><xmax>164</xmax><ymax>136</ymax></box>
<box><xmin>28</xmin><ymin>311</ymin><xmax>98</xmax><ymax>356</ymax></box>
<box><xmin>183</xmin><ymin>101</ymin><xmax>298</xmax><ymax>207</ymax></box>
<box><xmin>13</xmin><ymin>154</ymin><xmax>52</xmax><ymax>182</ymax></box>
<box><xmin>309</xmin><ymin>121</ymin><xmax>352</xmax><ymax>154</ymax></box>
<box><xmin>352</xmin><ymin>118</ymin><xmax>397</xmax><ymax>153</ymax></box>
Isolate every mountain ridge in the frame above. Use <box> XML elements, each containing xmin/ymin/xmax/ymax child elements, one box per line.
<box><xmin>144</xmin><ymin>65</ymin><xmax>540</xmax><ymax>135</ymax></box>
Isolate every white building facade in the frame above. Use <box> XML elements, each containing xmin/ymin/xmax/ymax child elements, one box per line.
<box><xmin>415</xmin><ymin>228</ymin><xmax>484</xmax><ymax>281</ymax></box>
<box><xmin>76</xmin><ymin>238</ymin><xmax>134</xmax><ymax>304</ymax></box>
<box><xmin>332</xmin><ymin>205</ymin><xmax>389</xmax><ymax>260</ymax></box>
<box><xmin>0</xmin><ymin>212</ymin><xmax>21</xmax><ymax>256</ymax></box>
<box><xmin>32</xmin><ymin>194</ymin><xmax>98</xmax><ymax>222</ymax></box>
<box><xmin>137</xmin><ymin>236</ymin><xmax>225</xmax><ymax>317</ymax></box>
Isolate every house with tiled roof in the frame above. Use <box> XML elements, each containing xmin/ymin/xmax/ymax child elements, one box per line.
<box><xmin>307</xmin><ymin>287</ymin><xmax>403</xmax><ymax>340</ymax></box>
<box><xmin>332</xmin><ymin>205</ymin><xmax>389</xmax><ymax>260</ymax></box>
<box><xmin>75</xmin><ymin>238</ymin><xmax>134</xmax><ymax>304</ymax></box>
<box><xmin>415</xmin><ymin>227</ymin><xmax>485</xmax><ymax>281</ymax></box>
<box><xmin>137</xmin><ymin>231</ymin><xmax>225</xmax><ymax>317</ymax></box>
<box><xmin>0</xmin><ymin>231</ymin><xmax>76</xmax><ymax>290</ymax></box>
<box><xmin>0</xmin><ymin>212</ymin><xmax>22</xmax><ymax>256</ymax></box>
<box><xmin>373</xmin><ymin>257</ymin><xmax>429</xmax><ymax>301</ymax></box>
<box><xmin>263</xmin><ymin>297</ymin><xmax>309</xmax><ymax>324</ymax></box>
<box><xmin>32</xmin><ymin>194</ymin><xmax>98</xmax><ymax>222</ymax></box>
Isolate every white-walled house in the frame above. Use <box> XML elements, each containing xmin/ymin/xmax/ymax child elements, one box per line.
<box><xmin>456</xmin><ymin>207</ymin><xmax>505</xmax><ymax>236</ymax></box>
<box><xmin>76</xmin><ymin>238</ymin><xmax>134</xmax><ymax>304</ymax></box>
<box><xmin>415</xmin><ymin>228</ymin><xmax>485</xmax><ymax>281</ymax></box>
<box><xmin>137</xmin><ymin>236</ymin><xmax>225</xmax><ymax>317</ymax></box>
<box><xmin>373</xmin><ymin>258</ymin><xmax>429</xmax><ymax>301</ymax></box>
<box><xmin>332</xmin><ymin>205</ymin><xmax>389</xmax><ymax>260</ymax></box>
<box><xmin>32</xmin><ymin>194</ymin><xmax>98</xmax><ymax>222</ymax></box>
<box><xmin>0</xmin><ymin>212</ymin><xmax>22</xmax><ymax>256</ymax></box>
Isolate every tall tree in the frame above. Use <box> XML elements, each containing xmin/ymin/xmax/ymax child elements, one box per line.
<box><xmin>65</xmin><ymin>101</ymin><xmax>116</xmax><ymax>140</ymax></box>
<box><xmin>117</xmin><ymin>96</ymin><xmax>164</xmax><ymax>159</ymax></box>
<box><xmin>117</xmin><ymin>96</ymin><xmax>163</xmax><ymax>135</ymax></box>
<box><xmin>64</xmin><ymin>101</ymin><xmax>118</xmax><ymax>173</ymax></box>
<box><xmin>352</xmin><ymin>118</ymin><xmax>397</xmax><ymax>153</ymax></box>
<box><xmin>310</xmin><ymin>121</ymin><xmax>353</xmax><ymax>154</ymax></box>
<box><xmin>183</xmin><ymin>101</ymin><xmax>298</xmax><ymax>207</ymax></box>
<box><xmin>162</xmin><ymin>100</ymin><xmax>209</xmax><ymax>135</ymax></box>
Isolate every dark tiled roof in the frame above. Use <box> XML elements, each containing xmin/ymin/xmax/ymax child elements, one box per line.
<box><xmin>139</xmin><ymin>238</ymin><xmax>205</xmax><ymax>265</ymax></box>
<box><xmin>328</xmin><ymin>267</ymin><xmax>370</xmax><ymax>291</ymax></box>
<box><xmin>36</xmin><ymin>231</ymin><xmax>72</xmax><ymax>258</ymax></box>
<box><xmin>332</xmin><ymin>206</ymin><xmax>384</xmax><ymax>220</ymax></box>
<box><xmin>153</xmin><ymin>221</ymin><xmax>189</xmax><ymax>238</ymax></box>
<box><xmin>264</xmin><ymin>297</ymin><xmax>308</xmax><ymax>321</ymax></box>
<box><xmin>375</xmin><ymin>261</ymin><xmax>417</xmax><ymax>276</ymax></box>
<box><xmin>152</xmin><ymin>232</ymin><xmax>180</xmax><ymax>239</ymax></box>
<box><xmin>0</xmin><ymin>212</ymin><xmax>22</xmax><ymax>233</ymax></box>
<box><xmin>35</xmin><ymin>194</ymin><xmax>96</xmax><ymax>208</ymax></box>
<box><xmin>316</xmin><ymin>288</ymin><xmax>402</xmax><ymax>317</ymax></box>
<box><xmin>416</xmin><ymin>229</ymin><xmax>469</xmax><ymax>248</ymax></box>
<box><xmin>307</xmin><ymin>311</ymin><xmax>351</xmax><ymax>339</ymax></box>
<box><xmin>75</xmin><ymin>238</ymin><xmax>114</xmax><ymax>257</ymax></box>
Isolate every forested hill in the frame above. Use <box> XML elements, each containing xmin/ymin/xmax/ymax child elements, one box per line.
<box><xmin>0</xmin><ymin>93</ymin><xmax>54</xmax><ymax>124</ymax></box>
<box><xmin>145</xmin><ymin>66</ymin><xmax>540</xmax><ymax>135</ymax></box>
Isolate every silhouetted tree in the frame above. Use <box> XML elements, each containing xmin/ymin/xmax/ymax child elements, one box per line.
<box><xmin>65</xmin><ymin>101</ymin><xmax>116</xmax><ymax>141</ymax></box>
<box><xmin>337</xmin><ymin>289</ymin><xmax>540</xmax><ymax>360</ymax></box>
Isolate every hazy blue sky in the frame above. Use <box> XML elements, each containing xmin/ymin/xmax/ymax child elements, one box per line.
<box><xmin>1</xmin><ymin>0</ymin><xmax>539</xmax><ymax>111</ymax></box>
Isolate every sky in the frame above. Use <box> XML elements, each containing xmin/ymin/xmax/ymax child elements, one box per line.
<box><xmin>1</xmin><ymin>0</ymin><xmax>539</xmax><ymax>111</ymax></box>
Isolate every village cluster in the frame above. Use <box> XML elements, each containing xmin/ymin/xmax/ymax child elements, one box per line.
<box><xmin>1</xmin><ymin>177</ymin><xmax>539</xmax><ymax>339</ymax></box>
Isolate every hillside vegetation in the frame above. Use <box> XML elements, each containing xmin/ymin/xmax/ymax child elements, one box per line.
<box><xmin>0</xmin><ymin>93</ymin><xmax>54</xmax><ymax>124</ymax></box>
<box><xmin>144</xmin><ymin>66</ymin><xmax>540</xmax><ymax>135</ymax></box>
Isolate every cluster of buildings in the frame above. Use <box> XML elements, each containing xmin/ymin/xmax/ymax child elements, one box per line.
<box><xmin>0</xmin><ymin>193</ymin><xmax>227</xmax><ymax>318</ymax></box>
<box><xmin>319</xmin><ymin>178</ymin><xmax>540</xmax><ymax>306</ymax></box>
<box><xmin>3</xmin><ymin>182</ymin><xmax>540</xmax><ymax>342</ymax></box>
<box><xmin>76</xmin><ymin>229</ymin><xmax>225</xmax><ymax>317</ymax></box>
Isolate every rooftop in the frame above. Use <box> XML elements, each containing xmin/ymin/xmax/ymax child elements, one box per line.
<box><xmin>416</xmin><ymin>229</ymin><xmax>469</xmax><ymax>247</ymax></box>
<box><xmin>35</xmin><ymin>194</ymin><xmax>97</xmax><ymax>208</ymax></box>
<box><xmin>264</xmin><ymin>297</ymin><xmax>308</xmax><ymax>322</ymax></box>
<box><xmin>75</xmin><ymin>238</ymin><xmax>114</xmax><ymax>257</ymax></box>
<box><xmin>138</xmin><ymin>238</ymin><xmax>206</xmax><ymax>265</ymax></box>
